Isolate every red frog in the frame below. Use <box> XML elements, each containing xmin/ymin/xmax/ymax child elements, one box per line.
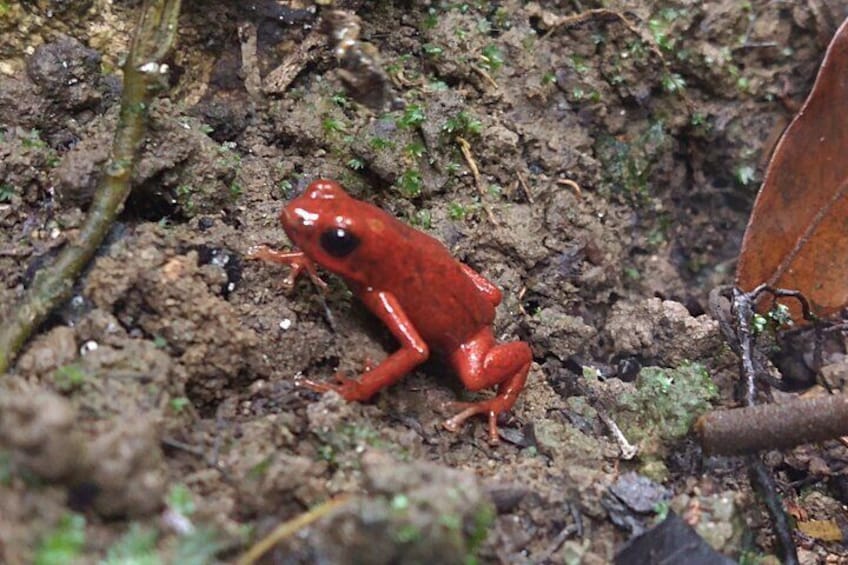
<box><xmin>249</xmin><ymin>179</ymin><xmax>531</xmax><ymax>442</ymax></box>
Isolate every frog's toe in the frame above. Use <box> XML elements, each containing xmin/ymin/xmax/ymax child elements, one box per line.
<box><xmin>443</xmin><ymin>401</ymin><xmax>501</xmax><ymax>444</ymax></box>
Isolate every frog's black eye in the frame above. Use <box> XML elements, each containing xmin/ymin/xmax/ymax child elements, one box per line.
<box><xmin>319</xmin><ymin>227</ymin><xmax>360</xmax><ymax>258</ymax></box>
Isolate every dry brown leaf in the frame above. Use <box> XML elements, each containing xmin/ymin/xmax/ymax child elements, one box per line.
<box><xmin>796</xmin><ymin>519</ymin><xmax>844</xmax><ymax>542</ymax></box>
<box><xmin>736</xmin><ymin>17</ymin><xmax>848</xmax><ymax>322</ymax></box>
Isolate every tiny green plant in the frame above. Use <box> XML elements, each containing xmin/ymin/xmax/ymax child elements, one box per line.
<box><xmin>167</xmin><ymin>483</ymin><xmax>196</xmax><ymax>516</ymax></box>
<box><xmin>422</xmin><ymin>43</ymin><xmax>444</xmax><ymax>57</ymax></box>
<box><xmin>0</xmin><ymin>183</ymin><xmax>15</xmax><ymax>202</ymax></box>
<box><xmin>404</xmin><ymin>141</ymin><xmax>426</xmax><ymax>159</ymax></box>
<box><xmin>480</xmin><ymin>44</ymin><xmax>504</xmax><ymax>72</ymax></box>
<box><xmin>448</xmin><ymin>201</ymin><xmax>469</xmax><ymax>220</ymax></box>
<box><xmin>279</xmin><ymin>179</ymin><xmax>294</xmax><ymax>198</ymax></box>
<box><xmin>398</xmin><ymin>104</ymin><xmax>426</xmax><ymax>129</ymax></box>
<box><xmin>370</xmin><ymin>136</ymin><xmax>396</xmax><ymax>151</ymax></box>
<box><xmin>170</xmin><ymin>397</ymin><xmax>190</xmax><ymax>413</ymax></box>
<box><xmin>661</xmin><ymin>72</ymin><xmax>686</xmax><ymax>94</ymax></box>
<box><xmin>331</xmin><ymin>92</ymin><xmax>350</xmax><ymax>108</ymax></box>
<box><xmin>322</xmin><ymin>116</ymin><xmax>347</xmax><ymax>135</ymax></box>
<box><xmin>347</xmin><ymin>157</ymin><xmax>365</xmax><ymax>171</ymax></box>
<box><xmin>52</xmin><ymin>364</ymin><xmax>87</xmax><ymax>392</ymax></box>
<box><xmin>102</xmin><ymin>524</ymin><xmax>158</xmax><ymax>565</ymax></box>
<box><xmin>22</xmin><ymin>128</ymin><xmax>48</xmax><ymax>149</ymax></box>
<box><xmin>443</xmin><ymin>111</ymin><xmax>482</xmax><ymax>137</ymax></box>
<box><xmin>397</xmin><ymin>169</ymin><xmax>423</xmax><ymax>198</ymax></box>
<box><xmin>35</xmin><ymin>514</ymin><xmax>86</xmax><ymax>565</ymax></box>
<box><xmin>173</xmin><ymin>527</ymin><xmax>226</xmax><ymax>565</ymax></box>
<box><xmin>735</xmin><ymin>164</ymin><xmax>756</xmax><ymax>186</ymax></box>
<box><xmin>410</xmin><ymin>208</ymin><xmax>432</xmax><ymax>229</ymax></box>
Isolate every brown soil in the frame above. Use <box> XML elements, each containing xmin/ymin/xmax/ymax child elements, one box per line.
<box><xmin>2</xmin><ymin>1</ymin><xmax>847</xmax><ymax>563</ymax></box>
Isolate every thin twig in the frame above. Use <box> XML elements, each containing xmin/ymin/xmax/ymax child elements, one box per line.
<box><xmin>516</xmin><ymin>171</ymin><xmax>534</xmax><ymax>204</ymax></box>
<box><xmin>456</xmin><ymin>136</ymin><xmax>498</xmax><ymax>225</ymax></box>
<box><xmin>749</xmin><ymin>455</ymin><xmax>799</xmax><ymax>565</ymax></box>
<box><xmin>702</xmin><ymin>284</ymin><xmax>806</xmax><ymax>564</ymax></box>
<box><xmin>0</xmin><ymin>0</ymin><xmax>182</xmax><ymax>374</ymax></box>
<box><xmin>236</xmin><ymin>495</ymin><xmax>351</xmax><ymax>565</ymax></box>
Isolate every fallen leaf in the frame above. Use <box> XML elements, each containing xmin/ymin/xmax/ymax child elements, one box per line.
<box><xmin>736</xmin><ymin>17</ymin><xmax>848</xmax><ymax>322</ymax></box>
<box><xmin>797</xmin><ymin>519</ymin><xmax>843</xmax><ymax>542</ymax></box>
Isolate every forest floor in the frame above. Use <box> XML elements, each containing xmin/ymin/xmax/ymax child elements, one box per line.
<box><xmin>1</xmin><ymin>1</ymin><xmax>847</xmax><ymax>563</ymax></box>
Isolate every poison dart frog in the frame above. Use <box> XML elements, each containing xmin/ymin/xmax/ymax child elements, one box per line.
<box><xmin>249</xmin><ymin>179</ymin><xmax>531</xmax><ymax>443</ymax></box>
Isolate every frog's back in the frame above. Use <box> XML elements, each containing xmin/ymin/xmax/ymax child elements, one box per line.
<box><xmin>363</xmin><ymin>216</ymin><xmax>496</xmax><ymax>353</ymax></box>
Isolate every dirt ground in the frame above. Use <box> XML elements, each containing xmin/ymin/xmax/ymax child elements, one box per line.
<box><xmin>2</xmin><ymin>1</ymin><xmax>848</xmax><ymax>563</ymax></box>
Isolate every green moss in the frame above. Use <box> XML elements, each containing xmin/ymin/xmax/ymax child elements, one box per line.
<box><xmin>595</xmin><ymin>120</ymin><xmax>671</xmax><ymax>204</ymax></box>
<box><xmin>479</xmin><ymin>44</ymin><xmax>504</xmax><ymax>73</ymax></box>
<box><xmin>166</xmin><ymin>483</ymin><xmax>196</xmax><ymax>516</ymax></box>
<box><xmin>398</xmin><ymin>104</ymin><xmax>426</xmax><ymax>129</ymax></box>
<box><xmin>443</xmin><ymin>111</ymin><xmax>482</xmax><ymax>138</ymax></box>
<box><xmin>35</xmin><ymin>514</ymin><xmax>86</xmax><ymax>565</ymax></box>
<box><xmin>51</xmin><ymin>364</ymin><xmax>88</xmax><ymax>392</ymax></box>
<box><xmin>102</xmin><ymin>524</ymin><xmax>159</xmax><ymax>565</ymax></box>
<box><xmin>617</xmin><ymin>362</ymin><xmax>718</xmax><ymax>448</ymax></box>
<box><xmin>397</xmin><ymin>169</ymin><xmax>423</xmax><ymax>198</ymax></box>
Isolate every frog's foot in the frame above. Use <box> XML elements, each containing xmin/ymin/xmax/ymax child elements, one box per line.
<box><xmin>298</xmin><ymin>372</ymin><xmax>367</xmax><ymax>402</ymax></box>
<box><xmin>443</xmin><ymin>398</ymin><xmax>508</xmax><ymax>444</ymax></box>
<box><xmin>246</xmin><ymin>245</ymin><xmax>328</xmax><ymax>291</ymax></box>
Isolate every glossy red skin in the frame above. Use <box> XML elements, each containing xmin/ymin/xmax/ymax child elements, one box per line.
<box><xmin>252</xmin><ymin>179</ymin><xmax>531</xmax><ymax>442</ymax></box>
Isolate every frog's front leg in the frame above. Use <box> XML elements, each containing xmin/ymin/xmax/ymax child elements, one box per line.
<box><xmin>247</xmin><ymin>245</ymin><xmax>327</xmax><ymax>290</ymax></box>
<box><xmin>443</xmin><ymin>328</ymin><xmax>531</xmax><ymax>443</ymax></box>
<box><xmin>302</xmin><ymin>290</ymin><xmax>430</xmax><ymax>401</ymax></box>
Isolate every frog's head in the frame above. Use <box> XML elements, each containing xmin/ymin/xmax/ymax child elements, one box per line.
<box><xmin>280</xmin><ymin>179</ymin><xmax>382</xmax><ymax>283</ymax></box>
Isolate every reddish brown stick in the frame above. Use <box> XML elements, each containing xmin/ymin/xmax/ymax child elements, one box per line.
<box><xmin>696</xmin><ymin>393</ymin><xmax>848</xmax><ymax>456</ymax></box>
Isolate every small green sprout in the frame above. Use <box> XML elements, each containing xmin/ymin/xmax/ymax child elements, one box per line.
<box><xmin>751</xmin><ymin>313</ymin><xmax>767</xmax><ymax>334</ymax></box>
<box><xmin>102</xmin><ymin>524</ymin><xmax>158</xmax><ymax>565</ymax></box>
<box><xmin>570</xmin><ymin>54</ymin><xmax>589</xmax><ymax>74</ymax></box>
<box><xmin>480</xmin><ymin>44</ymin><xmax>504</xmax><ymax>72</ymax></box>
<box><xmin>35</xmin><ymin>514</ymin><xmax>86</xmax><ymax>565</ymax></box>
<box><xmin>735</xmin><ymin>165</ymin><xmax>756</xmax><ymax>186</ymax></box>
<box><xmin>423</xmin><ymin>8</ymin><xmax>438</xmax><ymax>29</ymax></box>
<box><xmin>331</xmin><ymin>92</ymin><xmax>350</xmax><ymax>108</ymax></box>
<box><xmin>448</xmin><ymin>202</ymin><xmax>469</xmax><ymax>220</ymax></box>
<box><xmin>370</xmin><ymin>136</ymin><xmax>396</xmax><ymax>150</ymax></box>
<box><xmin>167</xmin><ymin>483</ymin><xmax>196</xmax><ymax>516</ymax></box>
<box><xmin>169</xmin><ymin>397</ymin><xmax>190</xmax><ymax>413</ymax></box>
<box><xmin>22</xmin><ymin>128</ymin><xmax>48</xmax><ymax>149</ymax></box>
<box><xmin>397</xmin><ymin>169</ymin><xmax>423</xmax><ymax>198</ymax></box>
<box><xmin>347</xmin><ymin>157</ymin><xmax>365</xmax><ymax>171</ymax></box>
<box><xmin>398</xmin><ymin>104</ymin><xmax>426</xmax><ymax>129</ymax></box>
<box><xmin>279</xmin><ymin>179</ymin><xmax>294</xmax><ymax>197</ymax></box>
<box><xmin>661</xmin><ymin>73</ymin><xmax>686</xmax><ymax>93</ymax></box>
<box><xmin>768</xmin><ymin>303</ymin><xmax>793</xmax><ymax>327</ymax></box>
<box><xmin>422</xmin><ymin>43</ymin><xmax>444</xmax><ymax>57</ymax></box>
<box><xmin>443</xmin><ymin>111</ymin><xmax>482</xmax><ymax>137</ymax></box>
<box><xmin>404</xmin><ymin>141</ymin><xmax>426</xmax><ymax>159</ymax></box>
<box><xmin>322</xmin><ymin>116</ymin><xmax>347</xmax><ymax>135</ymax></box>
<box><xmin>445</xmin><ymin>162</ymin><xmax>462</xmax><ymax>175</ymax></box>
<box><xmin>0</xmin><ymin>183</ymin><xmax>15</xmax><ymax>202</ymax></box>
<box><xmin>52</xmin><ymin>364</ymin><xmax>87</xmax><ymax>392</ymax></box>
<box><xmin>410</xmin><ymin>208</ymin><xmax>432</xmax><ymax>228</ymax></box>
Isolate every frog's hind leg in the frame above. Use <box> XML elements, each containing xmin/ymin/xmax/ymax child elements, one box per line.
<box><xmin>443</xmin><ymin>329</ymin><xmax>531</xmax><ymax>443</ymax></box>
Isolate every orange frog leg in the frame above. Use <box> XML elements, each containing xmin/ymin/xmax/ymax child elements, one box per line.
<box><xmin>444</xmin><ymin>328</ymin><xmax>532</xmax><ymax>443</ymax></box>
<box><xmin>247</xmin><ymin>245</ymin><xmax>328</xmax><ymax>290</ymax></box>
<box><xmin>301</xmin><ymin>290</ymin><xmax>430</xmax><ymax>400</ymax></box>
